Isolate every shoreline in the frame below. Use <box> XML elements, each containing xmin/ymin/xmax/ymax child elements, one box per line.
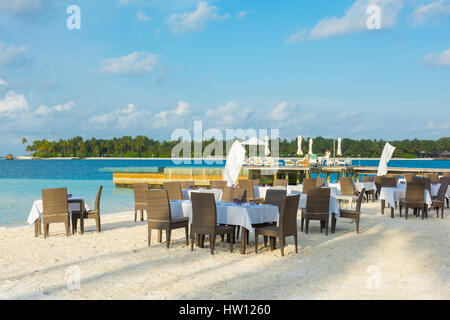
<box><xmin>2</xmin><ymin>157</ymin><xmax>443</xmax><ymax>161</ymax></box>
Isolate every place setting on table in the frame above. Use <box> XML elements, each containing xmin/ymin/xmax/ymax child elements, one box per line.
<box><xmin>181</xmin><ymin>186</ymin><xmax>223</xmax><ymax>202</ymax></box>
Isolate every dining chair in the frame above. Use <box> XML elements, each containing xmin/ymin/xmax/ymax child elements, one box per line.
<box><xmin>424</xmin><ymin>173</ymin><xmax>439</xmax><ymax>184</ymax></box>
<box><xmin>190</xmin><ymin>193</ymin><xmax>234</xmax><ymax>254</ymax></box>
<box><xmin>255</xmin><ymin>194</ymin><xmax>300</xmax><ymax>256</ymax></box>
<box><xmin>332</xmin><ymin>188</ymin><xmax>365</xmax><ymax>233</ymax></box>
<box><xmin>163</xmin><ymin>181</ymin><xmax>183</xmax><ymax>200</ymax></box>
<box><xmin>404</xmin><ymin>173</ymin><xmax>416</xmax><ymax>183</ymax></box>
<box><xmin>302</xmin><ymin>178</ymin><xmax>317</xmax><ymax>195</ymax></box>
<box><xmin>210</xmin><ymin>180</ymin><xmax>227</xmax><ymax>190</ymax></box>
<box><xmin>374</xmin><ymin>175</ymin><xmax>383</xmax><ymax>199</ymax></box>
<box><xmin>440</xmin><ymin>177</ymin><xmax>450</xmax><ymax>208</ymax></box>
<box><xmin>339</xmin><ymin>177</ymin><xmax>356</xmax><ymax>196</ymax></box>
<box><xmin>264</xmin><ymin>189</ymin><xmax>287</xmax><ymax>211</ymax></box>
<box><xmin>71</xmin><ymin>186</ymin><xmax>103</xmax><ymax>234</ymax></box>
<box><xmin>251</xmin><ymin>179</ymin><xmax>260</xmax><ymax>187</ymax></box>
<box><xmin>273</xmin><ymin>179</ymin><xmax>288</xmax><ymax>187</ymax></box>
<box><xmin>133</xmin><ymin>183</ymin><xmax>148</xmax><ymax>221</ymax></box>
<box><xmin>361</xmin><ymin>176</ymin><xmax>375</xmax><ymax>202</ymax></box>
<box><xmin>221</xmin><ymin>186</ymin><xmax>234</xmax><ymax>202</ymax></box>
<box><xmin>238</xmin><ymin>180</ymin><xmax>264</xmax><ymax>203</ymax></box>
<box><xmin>399</xmin><ymin>181</ymin><xmax>426</xmax><ymax>220</ymax></box>
<box><xmin>431</xmin><ymin>182</ymin><xmax>448</xmax><ymax>219</ymax></box>
<box><xmin>42</xmin><ymin>188</ymin><xmax>70</xmax><ymax>238</ymax></box>
<box><xmin>316</xmin><ymin>177</ymin><xmax>326</xmax><ymax>188</ymax></box>
<box><xmin>180</xmin><ymin>181</ymin><xmax>194</xmax><ymax>190</ymax></box>
<box><xmin>301</xmin><ymin>188</ymin><xmax>331</xmax><ymax>235</ymax></box>
<box><xmin>145</xmin><ymin>189</ymin><xmax>189</xmax><ymax>248</ymax></box>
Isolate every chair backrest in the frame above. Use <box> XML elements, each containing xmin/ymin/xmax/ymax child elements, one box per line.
<box><xmin>302</xmin><ymin>178</ymin><xmax>317</xmax><ymax>195</ymax></box>
<box><xmin>340</xmin><ymin>177</ymin><xmax>355</xmax><ymax>195</ymax></box>
<box><xmin>403</xmin><ymin>173</ymin><xmax>416</xmax><ymax>183</ymax></box>
<box><xmin>306</xmin><ymin>188</ymin><xmax>330</xmax><ymax>214</ymax></box>
<box><xmin>316</xmin><ymin>177</ymin><xmax>325</xmax><ymax>188</ymax></box>
<box><xmin>273</xmin><ymin>179</ymin><xmax>288</xmax><ymax>187</ymax></box>
<box><xmin>405</xmin><ymin>181</ymin><xmax>425</xmax><ymax>202</ymax></box>
<box><xmin>424</xmin><ymin>173</ymin><xmax>439</xmax><ymax>184</ymax></box>
<box><xmin>238</xmin><ymin>180</ymin><xmax>254</xmax><ymax>202</ymax></box>
<box><xmin>163</xmin><ymin>181</ymin><xmax>183</xmax><ymax>200</ymax></box>
<box><xmin>375</xmin><ymin>176</ymin><xmax>383</xmax><ymax>191</ymax></box>
<box><xmin>180</xmin><ymin>181</ymin><xmax>194</xmax><ymax>189</ymax></box>
<box><xmin>221</xmin><ymin>186</ymin><xmax>234</xmax><ymax>202</ymax></box>
<box><xmin>280</xmin><ymin>195</ymin><xmax>300</xmax><ymax>235</ymax></box>
<box><xmin>264</xmin><ymin>189</ymin><xmax>287</xmax><ymax>211</ymax></box>
<box><xmin>387</xmin><ymin>174</ymin><xmax>399</xmax><ymax>184</ymax></box>
<box><xmin>191</xmin><ymin>192</ymin><xmax>217</xmax><ymax>234</ymax></box>
<box><xmin>210</xmin><ymin>180</ymin><xmax>227</xmax><ymax>190</ymax></box>
<box><xmin>94</xmin><ymin>186</ymin><xmax>103</xmax><ymax>212</ymax></box>
<box><xmin>233</xmin><ymin>188</ymin><xmax>246</xmax><ymax>201</ymax></box>
<box><xmin>252</xmin><ymin>179</ymin><xmax>260</xmax><ymax>187</ymax></box>
<box><xmin>381</xmin><ymin>177</ymin><xmax>397</xmax><ymax>188</ymax></box>
<box><xmin>355</xmin><ymin>188</ymin><xmax>366</xmax><ymax>213</ymax></box>
<box><xmin>145</xmin><ymin>189</ymin><xmax>171</xmax><ymax>221</ymax></box>
<box><xmin>440</xmin><ymin>177</ymin><xmax>450</xmax><ymax>185</ymax></box>
<box><xmin>443</xmin><ymin>173</ymin><xmax>450</xmax><ymax>178</ymax></box>
<box><xmin>42</xmin><ymin>188</ymin><xmax>69</xmax><ymax>217</ymax></box>
<box><xmin>361</xmin><ymin>176</ymin><xmax>375</xmax><ymax>183</ymax></box>
<box><xmin>436</xmin><ymin>182</ymin><xmax>449</xmax><ymax>201</ymax></box>
<box><xmin>133</xmin><ymin>183</ymin><xmax>148</xmax><ymax>204</ymax></box>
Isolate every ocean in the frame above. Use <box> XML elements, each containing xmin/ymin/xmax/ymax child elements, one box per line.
<box><xmin>0</xmin><ymin>158</ymin><xmax>449</xmax><ymax>226</ymax></box>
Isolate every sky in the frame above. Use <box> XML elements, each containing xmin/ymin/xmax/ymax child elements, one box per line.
<box><xmin>0</xmin><ymin>0</ymin><xmax>449</xmax><ymax>154</ymax></box>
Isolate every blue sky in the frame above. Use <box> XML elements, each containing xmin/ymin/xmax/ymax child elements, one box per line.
<box><xmin>0</xmin><ymin>0</ymin><xmax>449</xmax><ymax>154</ymax></box>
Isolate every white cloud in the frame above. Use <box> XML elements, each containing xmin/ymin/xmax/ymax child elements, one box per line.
<box><xmin>90</xmin><ymin>103</ymin><xmax>151</xmax><ymax>130</ymax></box>
<box><xmin>167</xmin><ymin>1</ymin><xmax>229</xmax><ymax>34</ymax></box>
<box><xmin>286</xmin><ymin>0</ymin><xmax>403</xmax><ymax>43</ymax></box>
<box><xmin>0</xmin><ymin>0</ymin><xmax>42</xmax><ymax>14</ymax></box>
<box><xmin>154</xmin><ymin>100</ymin><xmax>190</xmax><ymax>127</ymax></box>
<box><xmin>100</xmin><ymin>51</ymin><xmax>160</xmax><ymax>76</ymax></box>
<box><xmin>268</xmin><ymin>101</ymin><xmax>290</xmax><ymax>121</ymax></box>
<box><xmin>0</xmin><ymin>79</ymin><xmax>7</xmax><ymax>86</ymax></box>
<box><xmin>34</xmin><ymin>101</ymin><xmax>75</xmax><ymax>115</ymax></box>
<box><xmin>236</xmin><ymin>10</ymin><xmax>250</xmax><ymax>19</ymax></box>
<box><xmin>0</xmin><ymin>42</ymin><xmax>29</xmax><ymax>66</ymax></box>
<box><xmin>137</xmin><ymin>11</ymin><xmax>151</xmax><ymax>22</ymax></box>
<box><xmin>412</xmin><ymin>0</ymin><xmax>450</xmax><ymax>25</ymax></box>
<box><xmin>0</xmin><ymin>91</ymin><xmax>29</xmax><ymax>118</ymax></box>
<box><xmin>205</xmin><ymin>101</ymin><xmax>252</xmax><ymax>126</ymax></box>
<box><xmin>423</xmin><ymin>48</ymin><xmax>450</xmax><ymax>67</ymax></box>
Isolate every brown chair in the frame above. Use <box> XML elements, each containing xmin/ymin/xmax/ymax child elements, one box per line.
<box><xmin>302</xmin><ymin>178</ymin><xmax>317</xmax><ymax>195</ymax></box>
<box><xmin>316</xmin><ymin>177</ymin><xmax>325</xmax><ymax>188</ymax></box>
<box><xmin>145</xmin><ymin>189</ymin><xmax>189</xmax><ymax>248</ymax></box>
<box><xmin>340</xmin><ymin>177</ymin><xmax>356</xmax><ymax>196</ymax></box>
<box><xmin>332</xmin><ymin>188</ymin><xmax>365</xmax><ymax>233</ymax></box>
<box><xmin>431</xmin><ymin>182</ymin><xmax>448</xmax><ymax>219</ymax></box>
<box><xmin>42</xmin><ymin>188</ymin><xmax>70</xmax><ymax>238</ymax></box>
<box><xmin>233</xmin><ymin>188</ymin><xmax>246</xmax><ymax>202</ymax></box>
<box><xmin>381</xmin><ymin>176</ymin><xmax>397</xmax><ymax>187</ymax></box>
<box><xmin>399</xmin><ymin>181</ymin><xmax>426</xmax><ymax>220</ymax></box>
<box><xmin>440</xmin><ymin>177</ymin><xmax>450</xmax><ymax>208</ymax></box>
<box><xmin>251</xmin><ymin>179</ymin><xmax>260</xmax><ymax>187</ymax></box>
<box><xmin>424</xmin><ymin>173</ymin><xmax>439</xmax><ymax>184</ymax></box>
<box><xmin>221</xmin><ymin>186</ymin><xmax>235</xmax><ymax>202</ymax></box>
<box><xmin>180</xmin><ymin>181</ymin><xmax>194</xmax><ymax>190</ymax></box>
<box><xmin>238</xmin><ymin>180</ymin><xmax>263</xmax><ymax>203</ymax></box>
<box><xmin>361</xmin><ymin>176</ymin><xmax>375</xmax><ymax>202</ymax></box>
<box><xmin>71</xmin><ymin>186</ymin><xmax>103</xmax><ymax>234</ymax></box>
<box><xmin>264</xmin><ymin>189</ymin><xmax>287</xmax><ymax>211</ymax></box>
<box><xmin>163</xmin><ymin>181</ymin><xmax>183</xmax><ymax>200</ymax></box>
<box><xmin>301</xmin><ymin>188</ymin><xmax>331</xmax><ymax>235</ymax></box>
<box><xmin>210</xmin><ymin>180</ymin><xmax>227</xmax><ymax>190</ymax></box>
<box><xmin>404</xmin><ymin>173</ymin><xmax>416</xmax><ymax>183</ymax></box>
<box><xmin>133</xmin><ymin>183</ymin><xmax>148</xmax><ymax>221</ymax></box>
<box><xmin>273</xmin><ymin>179</ymin><xmax>288</xmax><ymax>187</ymax></box>
<box><xmin>255</xmin><ymin>195</ymin><xmax>300</xmax><ymax>256</ymax></box>
<box><xmin>190</xmin><ymin>193</ymin><xmax>234</xmax><ymax>254</ymax></box>
<box><xmin>374</xmin><ymin>175</ymin><xmax>383</xmax><ymax>199</ymax></box>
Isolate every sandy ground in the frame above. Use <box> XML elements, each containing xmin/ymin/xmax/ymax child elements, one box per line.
<box><xmin>0</xmin><ymin>202</ymin><xmax>449</xmax><ymax>300</ymax></box>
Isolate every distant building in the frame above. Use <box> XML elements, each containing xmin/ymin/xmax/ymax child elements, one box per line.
<box><xmin>416</xmin><ymin>151</ymin><xmax>429</xmax><ymax>158</ymax></box>
<box><xmin>431</xmin><ymin>150</ymin><xmax>450</xmax><ymax>159</ymax></box>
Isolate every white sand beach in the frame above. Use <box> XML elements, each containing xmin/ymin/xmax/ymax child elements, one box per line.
<box><xmin>0</xmin><ymin>202</ymin><xmax>449</xmax><ymax>300</ymax></box>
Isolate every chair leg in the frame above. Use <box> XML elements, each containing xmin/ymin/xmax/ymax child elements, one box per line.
<box><xmin>269</xmin><ymin>237</ymin><xmax>275</xmax><ymax>251</ymax></box>
<box><xmin>305</xmin><ymin>219</ymin><xmax>309</xmax><ymax>234</ymax></box>
<box><xmin>158</xmin><ymin>229</ymin><xmax>162</xmax><ymax>243</ymax></box>
<box><xmin>236</xmin><ymin>226</ymin><xmax>240</xmax><ymax>239</ymax></box>
<box><xmin>356</xmin><ymin>215</ymin><xmax>360</xmax><ymax>233</ymax></box>
<box><xmin>405</xmin><ymin>207</ymin><xmax>408</xmax><ymax>220</ymax></box>
<box><xmin>210</xmin><ymin>234</ymin><xmax>215</xmax><ymax>255</ymax></box>
<box><xmin>166</xmin><ymin>228</ymin><xmax>171</xmax><ymax>248</ymax></box>
<box><xmin>190</xmin><ymin>225</ymin><xmax>195</xmax><ymax>252</ymax></box>
<box><xmin>72</xmin><ymin>218</ymin><xmax>78</xmax><ymax>234</ymax></box>
<box><xmin>255</xmin><ymin>232</ymin><xmax>259</xmax><ymax>253</ymax></box>
<box><xmin>80</xmin><ymin>217</ymin><xmax>84</xmax><ymax>235</ymax></box>
<box><xmin>140</xmin><ymin>210</ymin><xmax>144</xmax><ymax>222</ymax></box>
<box><xmin>441</xmin><ymin>206</ymin><xmax>444</xmax><ymax>219</ymax></box>
<box><xmin>148</xmin><ymin>227</ymin><xmax>151</xmax><ymax>246</ymax></box>
<box><xmin>246</xmin><ymin>229</ymin><xmax>249</xmax><ymax>245</ymax></box>
<box><xmin>294</xmin><ymin>233</ymin><xmax>298</xmax><ymax>253</ymax></box>
<box><xmin>301</xmin><ymin>217</ymin><xmax>304</xmax><ymax>232</ymax></box>
<box><xmin>279</xmin><ymin>236</ymin><xmax>285</xmax><ymax>257</ymax></box>
<box><xmin>185</xmin><ymin>225</ymin><xmax>189</xmax><ymax>246</ymax></box>
<box><xmin>263</xmin><ymin>235</ymin><xmax>268</xmax><ymax>247</ymax></box>
<box><xmin>134</xmin><ymin>210</ymin><xmax>137</xmax><ymax>222</ymax></box>
<box><xmin>325</xmin><ymin>219</ymin><xmax>329</xmax><ymax>236</ymax></box>
<box><xmin>65</xmin><ymin>220</ymin><xmax>70</xmax><ymax>237</ymax></box>
<box><xmin>44</xmin><ymin>223</ymin><xmax>48</xmax><ymax>238</ymax></box>
<box><xmin>230</xmin><ymin>229</ymin><xmax>234</xmax><ymax>253</ymax></box>
<box><xmin>96</xmin><ymin>215</ymin><xmax>101</xmax><ymax>232</ymax></box>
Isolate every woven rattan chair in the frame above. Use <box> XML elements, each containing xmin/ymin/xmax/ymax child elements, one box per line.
<box><xmin>404</xmin><ymin>173</ymin><xmax>416</xmax><ymax>183</ymax></box>
<box><xmin>424</xmin><ymin>173</ymin><xmax>439</xmax><ymax>184</ymax></box>
<box><xmin>374</xmin><ymin>175</ymin><xmax>383</xmax><ymax>199</ymax></box>
<box><xmin>238</xmin><ymin>180</ymin><xmax>264</xmax><ymax>203</ymax></box>
<box><xmin>332</xmin><ymin>188</ymin><xmax>365</xmax><ymax>233</ymax></box>
<box><xmin>180</xmin><ymin>181</ymin><xmax>194</xmax><ymax>190</ymax></box>
<box><xmin>302</xmin><ymin>178</ymin><xmax>317</xmax><ymax>195</ymax></box>
<box><xmin>273</xmin><ymin>179</ymin><xmax>288</xmax><ymax>187</ymax></box>
<box><xmin>301</xmin><ymin>188</ymin><xmax>331</xmax><ymax>235</ymax></box>
<box><xmin>42</xmin><ymin>188</ymin><xmax>70</xmax><ymax>238</ymax></box>
<box><xmin>221</xmin><ymin>186</ymin><xmax>234</xmax><ymax>202</ymax></box>
<box><xmin>133</xmin><ymin>183</ymin><xmax>148</xmax><ymax>221</ymax></box>
<box><xmin>210</xmin><ymin>180</ymin><xmax>227</xmax><ymax>190</ymax></box>
<box><xmin>145</xmin><ymin>189</ymin><xmax>189</xmax><ymax>248</ymax></box>
<box><xmin>190</xmin><ymin>193</ymin><xmax>234</xmax><ymax>254</ymax></box>
<box><xmin>431</xmin><ymin>182</ymin><xmax>448</xmax><ymax>219</ymax></box>
<box><xmin>71</xmin><ymin>186</ymin><xmax>103</xmax><ymax>234</ymax></box>
<box><xmin>233</xmin><ymin>188</ymin><xmax>246</xmax><ymax>202</ymax></box>
<box><xmin>252</xmin><ymin>179</ymin><xmax>260</xmax><ymax>187</ymax></box>
<box><xmin>316</xmin><ymin>177</ymin><xmax>325</xmax><ymax>188</ymax></box>
<box><xmin>264</xmin><ymin>189</ymin><xmax>287</xmax><ymax>211</ymax></box>
<box><xmin>255</xmin><ymin>195</ymin><xmax>300</xmax><ymax>256</ymax></box>
<box><xmin>340</xmin><ymin>177</ymin><xmax>356</xmax><ymax>196</ymax></box>
<box><xmin>440</xmin><ymin>177</ymin><xmax>450</xmax><ymax>208</ymax></box>
<box><xmin>163</xmin><ymin>181</ymin><xmax>183</xmax><ymax>201</ymax></box>
<box><xmin>399</xmin><ymin>181</ymin><xmax>426</xmax><ymax>220</ymax></box>
<box><xmin>361</xmin><ymin>176</ymin><xmax>375</xmax><ymax>202</ymax></box>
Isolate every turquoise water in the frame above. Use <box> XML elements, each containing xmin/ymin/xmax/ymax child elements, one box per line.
<box><xmin>0</xmin><ymin>159</ymin><xmax>449</xmax><ymax>226</ymax></box>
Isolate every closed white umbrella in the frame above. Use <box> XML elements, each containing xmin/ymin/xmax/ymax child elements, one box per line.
<box><xmin>223</xmin><ymin>140</ymin><xmax>247</xmax><ymax>186</ymax></box>
<box><xmin>264</xmin><ymin>136</ymin><xmax>270</xmax><ymax>157</ymax></box>
<box><xmin>308</xmin><ymin>138</ymin><xmax>313</xmax><ymax>155</ymax></box>
<box><xmin>377</xmin><ymin>142</ymin><xmax>396</xmax><ymax>176</ymax></box>
<box><xmin>297</xmin><ymin>136</ymin><xmax>303</xmax><ymax>157</ymax></box>
<box><xmin>337</xmin><ymin>138</ymin><xmax>342</xmax><ymax>157</ymax></box>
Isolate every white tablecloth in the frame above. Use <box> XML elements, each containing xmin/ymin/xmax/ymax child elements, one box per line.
<box><xmin>170</xmin><ymin>200</ymin><xmax>279</xmax><ymax>232</ymax></box>
<box><xmin>253</xmin><ymin>186</ymin><xmax>287</xmax><ymax>198</ymax></box>
<box><xmin>328</xmin><ymin>182</ymin><xmax>375</xmax><ymax>192</ymax></box>
<box><xmin>182</xmin><ymin>189</ymin><xmax>223</xmax><ymax>202</ymax></box>
<box><xmin>298</xmin><ymin>195</ymin><xmax>340</xmax><ymax>218</ymax></box>
<box><xmin>27</xmin><ymin>198</ymin><xmax>90</xmax><ymax>225</ymax></box>
<box><xmin>379</xmin><ymin>187</ymin><xmax>432</xmax><ymax>208</ymax></box>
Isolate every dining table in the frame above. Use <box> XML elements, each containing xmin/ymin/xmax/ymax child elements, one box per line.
<box><xmin>253</xmin><ymin>185</ymin><xmax>303</xmax><ymax>198</ymax></box>
<box><xmin>182</xmin><ymin>188</ymin><xmax>223</xmax><ymax>202</ymax></box>
<box><xmin>379</xmin><ymin>185</ymin><xmax>432</xmax><ymax>218</ymax></box>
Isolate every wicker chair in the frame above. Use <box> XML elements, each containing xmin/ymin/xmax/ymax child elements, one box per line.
<box><xmin>316</xmin><ymin>177</ymin><xmax>325</xmax><ymax>188</ymax></box>
<box><xmin>221</xmin><ymin>186</ymin><xmax>234</xmax><ymax>202</ymax></box>
<box><xmin>255</xmin><ymin>195</ymin><xmax>300</xmax><ymax>256</ymax></box>
<box><xmin>374</xmin><ymin>175</ymin><xmax>383</xmax><ymax>199</ymax></box>
<box><xmin>404</xmin><ymin>173</ymin><xmax>416</xmax><ymax>183</ymax></box>
<box><xmin>163</xmin><ymin>181</ymin><xmax>183</xmax><ymax>201</ymax></box>
<box><xmin>238</xmin><ymin>180</ymin><xmax>264</xmax><ymax>203</ymax></box>
<box><xmin>145</xmin><ymin>189</ymin><xmax>189</xmax><ymax>248</ymax></box>
<box><xmin>361</xmin><ymin>176</ymin><xmax>375</xmax><ymax>202</ymax></box>
<box><xmin>273</xmin><ymin>179</ymin><xmax>288</xmax><ymax>187</ymax></box>
<box><xmin>233</xmin><ymin>188</ymin><xmax>246</xmax><ymax>201</ymax></box>
<box><xmin>302</xmin><ymin>178</ymin><xmax>317</xmax><ymax>195</ymax></box>
<box><xmin>133</xmin><ymin>183</ymin><xmax>148</xmax><ymax>222</ymax></box>
<box><xmin>301</xmin><ymin>188</ymin><xmax>331</xmax><ymax>235</ymax></box>
<box><xmin>210</xmin><ymin>180</ymin><xmax>227</xmax><ymax>190</ymax></box>
<box><xmin>440</xmin><ymin>177</ymin><xmax>450</xmax><ymax>208</ymax></box>
<box><xmin>399</xmin><ymin>181</ymin><xmax>426</xmax><ymax>220</ymax></box>
<box><xmin>424</xmin><ymin>173</ymin><xmax>439</xmax><ymax>184</ymax></box>
<box><xmin>431</xmin><ymin>182</ymin><xmax>448</xmax><ymax>219</ymax></box>
<box><xmin>42</xmin><ymin>188</ymin><xmax>70</xmax><ymax>238</ymax></box>
<box><xmin>180</xmin><ymin>181</ymin><xmax>194</xmax><ymax>190</ymax></box>
<box><xmin>264</xmin><ymin>189</ymin><xmax>287</xmax><ymax>211</ymax></box>
<box><xmin>332</xmin><ymin>188</ymin><xmax>365</xmax><ymax>233</ymax></box>
<box><xmin>339</xmin><ymin>177</ymin><xmax>356</xmax><ymax>196</ymax></box>
<box><xmin>190</xmin><ymin>193</ymin><xmax>234</xmax><ymax>254</ymax></box>
<box><xmin>252</xmin><ymin>179</ymin><xmax>260</xmax><ymax>187</ymax></box>
<box><xmin>71</xmin><ymin>186</ymin><xmax>103</xmax><ymax>234</ymax></box>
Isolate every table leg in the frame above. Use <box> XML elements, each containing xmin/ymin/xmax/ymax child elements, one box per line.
<box><xmin>391</xmin><ymin>207</ymin><xmax>394</xmax><ymax>218</ymax></box>
<box><xmin>34</xmin><ymin>218</ymin><xmax>41</xmax><ymax>237</ymax></box>
<box><xmin>240</xmin><ymin>227</ymin><xmax>248</xmax><ymax>254</ymax></box>
<box><xmin>381</xmin><ymin>200</ymin><xmax>385</xmax><ymax>215</ymax></box>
